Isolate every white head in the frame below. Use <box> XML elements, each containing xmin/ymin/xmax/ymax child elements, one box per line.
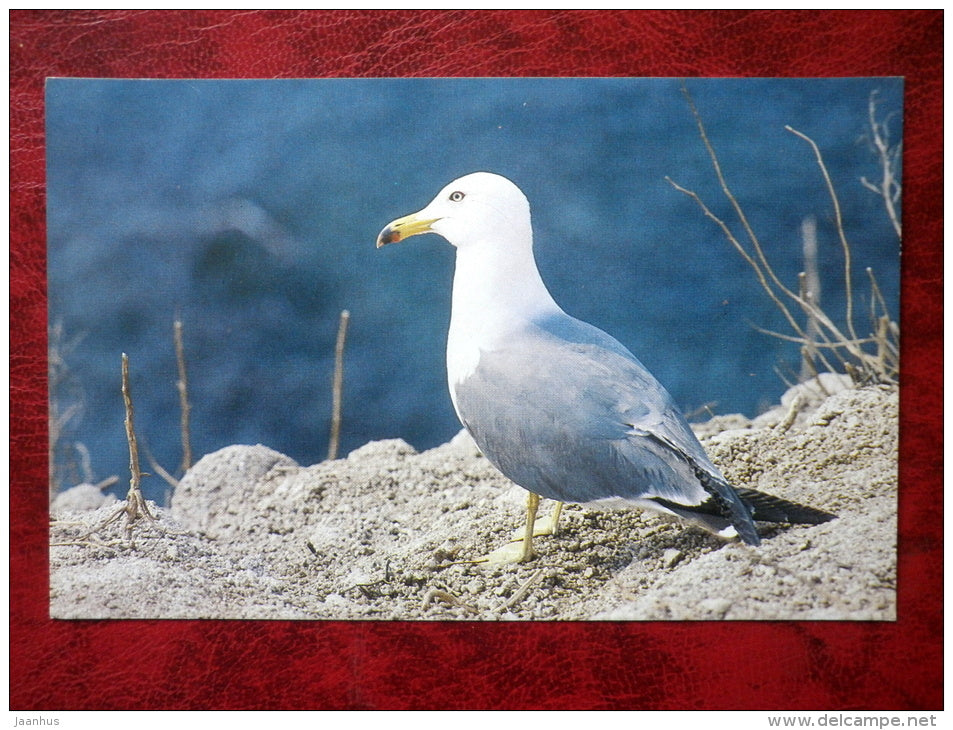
<box><xmin>376</xmin><ymin>172</ymin><xmax>532</xmax><ymax>251</ymax></box>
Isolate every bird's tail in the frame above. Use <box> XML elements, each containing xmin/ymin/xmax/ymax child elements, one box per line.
<box><xmin>649</xmin><ymin>476</ymin><xmax>836</xmax><ymax>547</ymax></box>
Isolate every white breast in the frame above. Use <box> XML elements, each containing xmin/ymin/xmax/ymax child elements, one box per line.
<box><xmin>446</xmin><ymin>330</ymin><xmax>481</xmax><ymax>417</ymax></box>
<box><xmin>445</xmin><ymin>237</ymin><xmax>560</xmax><ymax>418</ymax></box>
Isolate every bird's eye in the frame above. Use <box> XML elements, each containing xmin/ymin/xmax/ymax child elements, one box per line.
<box><xmin>449</xmin><ymin>191</ymin><xmax>465</xmax><ymax>202</ymax></box>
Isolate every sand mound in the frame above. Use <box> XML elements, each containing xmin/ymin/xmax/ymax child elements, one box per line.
<box><xmin>50</xmin><ymin>380</ymin><xmax>897</xmax><ymax>621</ymax></box>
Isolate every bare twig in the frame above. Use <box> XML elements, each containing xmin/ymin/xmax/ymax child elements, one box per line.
<box><xmin>860</xmin><ymin>91</ymin><xmax>903</xmax><ymax>240</ymax></box>
<box><xmin>679</xmin><ymin>84</ymin><xmax>807</xmax><ymax>326</ymax></box>
<box><xmin>72</xmin><ymin>354</ymin><xmax>160</xmax><ymax>547</ymax></box>
<box><xmin>119</xmin><ymin>353</ymin><xmax>158</xmax><ymax>541</ymax></box>
<box><xmin>122</xmin><ymin>354</ymin><xmax>142</xmax><ymax>492</ymax></box>
<box><xmin>328</xmin><ymin>309</ymin><xmax>350</xmax><ymax>461</ymax></box>
<box><xmin>774</xmin><ymin>393</ymin><xmax>804</xmax><ymax>435</ymax></box>
<box><xmin>666</xmin><ymin>174</ymin><xmax>860</xmax><ymax>371</ymax></box>
<box><xmin>495</xmin><ymin>568</ymin><xmax>545</xmax><ymax>612</ymax></box>
<box><xmin>785</xmin><ymin>125</ymin><xmax>859</xmax><ymax>345</ymax></box>
<box><xmin>670</xmin><ymin>85</ymin><xmax>899</xmax><ymax>386</ymax></box>
<box><xmin>799</xmin><ymin>217</ymin><xmax>822</xmax><ymax>380</ymax></box>
<box><xmin>48</xmin><ymin>322</ymin><xmax>85</xmax><ymax>496</ymax></box>
<box><xmin>867</xmin><ymin>266</ymin><xmax>892</xmax><ymax>323</ymax></box>
<box><xmin>665</xmin><ymin>176</ymin><xmax>809</xmax><ymax>342</ymax></box>
<box><xmin>752</xmin><ymin>325</ymin><xmax>881</xmax><ymax>351</ymax></box>
<box><xmin>145</xmin><ymin>445</ymin><xmax>179</xmax><ymax>489</ymax></box>
<box><xmin>421</xmin><ymin>587</ymin><xmax>479</xmax><ymax>614</ymax></box>
<box><xmin>74</xmin><ymin>443</ymin><xmax>94</xmax><ymax>484</ymax></box>
<box><xmin>799</xmin><ymin>347</ymin><xmax>823</xmax><ymax>387</ymax></box>
<box><xmin>49</xmin><ymin>536</ymin><xmax>119</xmax><ymax>553</ymax></box>
<box><xmin>94</xmin><ymin>475</ymin><xmax>120</xmax><ymax>492</ymax></box>
<box><xmin>174</xmin><ymin>316</ymin><xmax>192</xmax><ymax>473</ymax></box>
<box><xmin>684</xmin><ymin>401</ymin><xmax>718</xmax><ymax>421</ymax></box>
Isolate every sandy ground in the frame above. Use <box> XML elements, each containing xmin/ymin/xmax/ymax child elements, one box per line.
<box><xmin>50</xmin><ymin>376</ymin><xmax>897</xmax><ymax>621</ymax></box>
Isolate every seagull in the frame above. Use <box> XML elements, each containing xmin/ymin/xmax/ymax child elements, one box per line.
<box><xmin>377</xmin><ymin>172</ymin><xmax>835</xmax><ymax>563</ymax></box>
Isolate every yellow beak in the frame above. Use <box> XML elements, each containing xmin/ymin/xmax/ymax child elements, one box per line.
<box><xmin>376</xmin><ymin>213</ymin><xmax>441</xmax><ymax>248</ymax></box>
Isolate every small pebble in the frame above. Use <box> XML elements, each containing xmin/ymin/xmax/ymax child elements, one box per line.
<box><xmin>495</xmin><ymin>579</ymin><xmax>515</xmax><ymax>597</ymax></box>
<box><xmin>700</xmin><ymin>597</ymin><xmax>732</xmax><ymax>617</ymax></box>
<box><xmin>465</xmin><ymin>578</ymin><xmax>485</xmax><ymax>595</ymax></box>
<box><xmin>323</xmin><ymin>593</ymin><xmax>348</xmax><ymax>607</ymax></box>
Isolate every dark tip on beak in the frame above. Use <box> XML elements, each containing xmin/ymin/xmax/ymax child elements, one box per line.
<box><xmin>376</xmin><ymin>225</ymin><xmax>400</xmax><ymax>248</ymax></box>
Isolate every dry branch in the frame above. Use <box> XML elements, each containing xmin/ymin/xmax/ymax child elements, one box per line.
<box><xmin>174</xmin><ymin>316</ymin><xmax>192</xmax><ymax>473</ymax></box>
<box><xmin>860</xmin><ymin>91</ymin><xmax>903</xmax><ymax>240</ymax></box>
<box><xmin>785</xmin><ymin>125</ymin><xmax>858</xmax><ymax>345</ymax></box>
<box><xmin>328</xmin><ymin>309</ymin><xmax>350</xmax><ymax>461</ymax></box>
<box><xmin>66</xmin><ymin>353</ymin><xmax>160</xmax><ymax>547</ymax></box>
<box><xmin>668</xmin><ymin>85</ymin><xmax>899</xmax><ymax>387</ymax></box>
<box><xmin>117</xmin><ymin>353</ymin><xmax>159</xmax><ymax>541</ymax></box>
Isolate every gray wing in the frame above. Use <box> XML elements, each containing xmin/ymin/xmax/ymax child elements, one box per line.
<box><xmin>452</xmin><ymin>313</ymin><xmax>759</xmax><ymax>542</ymax></box>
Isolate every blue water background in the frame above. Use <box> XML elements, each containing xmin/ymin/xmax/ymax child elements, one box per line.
<box><xmin>46</xmin><ymin>78</ymin><xmax>903</xmax><ymax>502</ymax></box>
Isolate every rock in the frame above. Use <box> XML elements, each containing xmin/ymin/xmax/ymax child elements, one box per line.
<box><xmin>662</xmin><ymin>548</ymin><xmax>683</xmax><ymax>569</ymax></box>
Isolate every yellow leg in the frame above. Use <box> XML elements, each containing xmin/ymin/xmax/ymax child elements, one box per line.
<box><xmin>532</xmin><ymin>500</ymin><xmax>563</xmax><ymax>537</ymax></box>
<box><xmin>519</xmin><ymin>491</ymin><xmax>540</xmax><ymax>561</ymax></box>
<box><xmin>473</xmin><ymin>491</ymin><xmax>541</xmax><ymax>565</ymax></box>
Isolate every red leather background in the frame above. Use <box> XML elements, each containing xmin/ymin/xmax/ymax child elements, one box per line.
<box><xmin>11</xmin><ymin>10</ymin><xmax>942</xmax><ymax>710</ymax></box>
